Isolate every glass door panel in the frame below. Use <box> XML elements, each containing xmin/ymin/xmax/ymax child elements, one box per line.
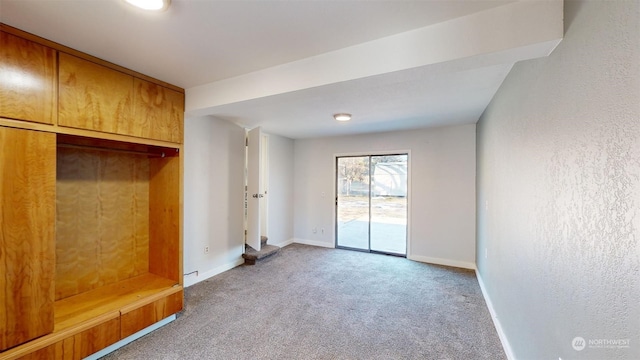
<box><xmin>336</xmin><ymin>156</ymin><xmax>370</xmax><ymax>250</ymax></box>
<box><xmin>370</xmin><ymin>155</ymin><xmax>408</xmax><ymax>255</ymax></box>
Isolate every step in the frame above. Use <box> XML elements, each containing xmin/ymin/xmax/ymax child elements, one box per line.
<box><xmin>242</xmin><ymin>244</ymin><xmax>280</xmax><ymax>265</ymax></box>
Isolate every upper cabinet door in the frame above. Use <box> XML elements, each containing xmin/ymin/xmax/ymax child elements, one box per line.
<box><xmin>132</xmin><ymin>79</ymin><xmax>184</xmax><ymax>143</ymax></box>
<box><xmin>0</xmin><ymin>126</ymin><xmax>56</xmax><ymax>351</ymax></box>
<box><xmin>0</xmin><ymin>31</ymin><xmax>57</xmax><ymax>124</ymax></box>
<box><xmin>58</xmin><ymin>52</ymin><xmax>133</xmax><ymax>134</ymax></box>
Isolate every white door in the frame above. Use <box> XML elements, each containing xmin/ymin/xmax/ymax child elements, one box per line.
<box><xmin>246</xmin><ymin>127</ymin><xmax>262</xmax><ymax>251</ymax></box>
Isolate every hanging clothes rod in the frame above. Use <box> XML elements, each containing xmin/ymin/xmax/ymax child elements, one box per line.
<box><xmin>57</xmin><ymin>143</ymin><xmax>170</xmax><ymax>157</ymax></box>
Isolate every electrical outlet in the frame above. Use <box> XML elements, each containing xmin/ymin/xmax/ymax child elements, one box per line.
<box><xmin>312</xmin><ymin>227</ymin><xmax>317</xmax><ymax>234</ymax></box>
<box><xmin>485</xmin><ymin>248</ymin><xmax>488</xmax><ymax>259</ymax></box>
<box><xmin>204</xmin><ymin>246</ymin><xmax>209</xmax><ymax>254</ymax></box>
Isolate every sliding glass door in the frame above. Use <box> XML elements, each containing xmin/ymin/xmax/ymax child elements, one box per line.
<box><xmin>336</xmin><ymin>156</ymin><xmax>370</xmax><ymax>251</ymax></box>
<box><xmin>336</xmin><ymin>154</ymin><xmax>408</xmax><ymax>255</ymax></box>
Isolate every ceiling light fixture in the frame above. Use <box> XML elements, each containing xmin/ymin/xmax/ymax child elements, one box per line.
<box><xmin>333</xmin><ymin>113</ymin><xmax>352</xmax><ymax>122</ymax></box>
<box><xmin>124</xmin><ymin>0</ymin><xmax>171</xmax><ymax>11</ymax></box>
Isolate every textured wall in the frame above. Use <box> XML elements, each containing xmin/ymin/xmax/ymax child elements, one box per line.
<box><xmin>294</xmin><ymin>124</ymin><xmax>476</xmax><ymax>268</ymax></box>
<box><xmin>476</xmin><ymin>1</ymin><xmax>640</xmax><ymax>359</ymax></box>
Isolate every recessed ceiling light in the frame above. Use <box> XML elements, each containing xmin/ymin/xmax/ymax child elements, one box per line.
<box><xmin>333</xmin><ymin>113</ymin><xmax>352</xmax><ymax>122</ymax></box>
<box><xmin>124</xmin><ymin>0</ymin><xmax>170</xmax><ymax>11</ymax></box>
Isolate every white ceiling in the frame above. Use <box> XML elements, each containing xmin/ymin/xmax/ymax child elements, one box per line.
<box><xmin>0</xmin><ymin>0</ymin><xmax>563</xmax><ymax>139</ymax></box>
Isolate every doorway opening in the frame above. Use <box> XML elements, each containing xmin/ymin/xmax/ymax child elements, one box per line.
<box><xmin>245</xmin><ymin>127</ymin><xmax>269</xmax><ymax>251</ymax></box>
<box><xmin>335</xmin><ymin>154</ymin><xmax>408</xmax><ymax>256</ymax></box>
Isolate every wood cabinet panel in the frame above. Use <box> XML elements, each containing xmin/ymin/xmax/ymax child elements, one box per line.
<box><xmin>0</xmin><ymin>127</ymin><xmax>56</xmax><ymax>351</ymax></box>
<box><xmin>58</xmin><ymin>52</ymin><xmax>133</xmax><ymax>134</ymax></box>
<box><xmin>120</xmin><ymin>290</ymin><xmax>183</xmax><ymax>339</ymax></box>
<box><xmin>0</xmin><ymin>31</ymin><xmax>56</xmax><ymax>124</ymax></box>
<box><xmin>49</xmin><ymin>317</ymin><xmax>120</xmax><ymax>360</ymax></box>
<box><xmin>149</xmin><ymin>156</ymin><xmax>181</xmax><ymax>281</ymax></box>
<box><xmin>55</xmin><ymin>147</ymin><xmax>150</xmax><ymax>300</ymax></box>
<box><xmin>132</xmin><ymin>79</ymin><xmax>184</xmax><ymax>143</ymax></box>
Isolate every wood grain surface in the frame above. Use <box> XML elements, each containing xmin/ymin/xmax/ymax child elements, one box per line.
<box><xmin>58</xmin><ymin>52</ymin><xmax>133</xmax><ymax>134</ymax></box>
<box><xmin>0</xmin><ymin>31</ymin><xmax>57</xmax><ymax>125</ymax></box>
<box><xmin>0</xmin><ymin>127</ymin><xmax>56</xmax><ymax>351</ymax></box>
<box><xmin>149</xmin><ymin>156</ymin><xmax>181</xmax><ymax>281</ymax></box>
<box><xmin>53</xmin><ymin>317</ymin><xmax>120</xmax><ymax>360</ymax></box>
<box><xmin>120</xmin><ymin>289</ymin><xmax>183</xmax><ymax>339</ymax></box>
<box><xmin>56</xmin><ymin>147</ymin><xmax>150</xmax><ymax>300</ymax></box>
<box><xmin>54</xmin><ymin>274</ymin><xmax>178</xmax><ymax>331</ymax></box>
<box><xmin>132</xmin><ymin>78</ymin><xmax>184</xmax><ymax>143</ymax></box>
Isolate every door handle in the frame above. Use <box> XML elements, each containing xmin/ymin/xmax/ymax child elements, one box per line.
<box><xmin>252</xmin><ymin>194</ymin><xmax>264</xmax><ymax>198</ymax></box>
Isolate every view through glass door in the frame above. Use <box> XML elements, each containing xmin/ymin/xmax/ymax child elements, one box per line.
<box><xmin>336</xmin><ymin>154</ymin><xmax>408</xmax><ymax>256</ymax></box>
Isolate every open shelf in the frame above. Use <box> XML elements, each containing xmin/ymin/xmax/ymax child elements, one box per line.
<box><xmin>54</xmin><ymin>273</ymin><xmax>179</xmax><ymax>332</ymax></box>
<box><xmin>0</xmin><ymin>274</ymin><xmax>182</xmax><ymax>360</ymax></box>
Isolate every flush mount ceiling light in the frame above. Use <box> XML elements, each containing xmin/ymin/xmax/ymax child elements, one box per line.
<box><xmin>333</xmin><ymin>113</ymin><xmax>352</xmax><ymax>122</ymax></box>
<box><xmin>124</xmin><ymin>0</ymin><xmax>171</xmax><ymax>11</ymax></box>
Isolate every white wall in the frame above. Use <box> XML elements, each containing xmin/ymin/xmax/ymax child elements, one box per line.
<box><xmin>266</xmin><ymin>133</ymin><xmax>295</xmax><ymax>247</ymax></box>
<box><xmin>293</xmin><ymin>125</ymin><xmax>476</xmax><ymax>268</ymax></box>
<box><xmin>476</xmin><ymin>1</ymin><xmax>640</xmax><ymax>359</ymax></box>
<box><xmin>183</xmin><ymin>116</ymin><xmax>246</xmax><ymax>286</ymax></box>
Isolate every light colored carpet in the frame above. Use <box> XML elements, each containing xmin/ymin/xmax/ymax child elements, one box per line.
<box><xmin>102</xmin><ymin>244</ymin><xmax>505</xmax><ymax>359</ymax></box>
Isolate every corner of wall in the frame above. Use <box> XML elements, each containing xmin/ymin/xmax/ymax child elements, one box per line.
<box><xmin>475</xmin><ymin>270</ymin><xmax>515</xmax><ymax>360</ymax></box>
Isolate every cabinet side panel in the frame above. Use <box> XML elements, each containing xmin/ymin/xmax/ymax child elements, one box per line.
<box><xmin>0</xmin><ymin>127</ymin><xmax>56</xmax><ymax>351</ymax></box>
<box><xmin>58</xmin><ymin>52</ymin><xmax>133</xmax><ymax>134</ymax></box>
<box><xmin>56</xmin><ymin>148</ymin><xmax>150</xmax><ymax>300</ymax></box>
<box><xmin>0</xmin><ymin>31</ymin><xmax>57</xmax><ymax>125</ymax></box>
<box><xmin>149</xmin><ymin>156</ymin><xmax>180</xmax><ymax>281</ymax></box>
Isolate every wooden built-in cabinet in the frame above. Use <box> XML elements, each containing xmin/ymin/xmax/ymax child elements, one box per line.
<box><xmin>0</xmin><ymin>31</ymin><xmax>57</xmax><ymax>125</ymax></box>
<box><xmin>120</xmin><ymin>289</ymin><xmax>184</xmax><ymax>339</ymax></box>
<box><xmin>0</xmin><ymin>127</ymin><xmax>56</xmax><ymax>351</ymax></box>
<box><xmin>133</xmin><ymin>78</ymin><xmax>184</xmax><ymax>143</ymax></box>
<box><xmin>16</xmin><ymin>314</ymin><xmax>121</xmax><ymax>360</ymax></box>
<box><xmin>0</xmin><ymin>24</ymin><xmax>184</xmax><ymax>360</ymax></box>
<box><xmin>58</xmin><ymin>52</ymin><xmax>133</xmax><ymax>135</ymax></box>
<box><xmin>58</xmin><ymin>53</ymin><xmax>184</xmax><ymax>143</ymax></box>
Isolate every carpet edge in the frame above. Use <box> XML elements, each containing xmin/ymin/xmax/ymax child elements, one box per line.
<box><xmin>292</xmin><ymin>238</ymin><xmax>335</xmax><ymax>248</ymax></box>
<box><xmin>184</xmin><ymin>258</ymin><xmax>245</xmax><ymax>287</ymax></box>
<box><xmin>407</xmin><ymin>255</ymin><xmax>475</xmax><ymax>270</ymax></box>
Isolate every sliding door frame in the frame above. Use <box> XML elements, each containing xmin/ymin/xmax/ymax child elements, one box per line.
<box><xmin>333</xmin><ymin>150</ymin><xmax>411</xmax><ymax>257</ymax></box>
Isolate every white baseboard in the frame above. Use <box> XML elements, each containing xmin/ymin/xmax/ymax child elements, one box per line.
<box><xmin>183</xmin><ymin>258</ymin><xmax>245</xmax><ymax>287</ymax></box>
<box><xmin>407</xmin><ymin>255</ymin><xmax>476</xmax><ymax>270</ymax></box>
<box><xmin>271</xmin><ymin>237</ymin><xmax>295</xmax><ymax>248</ymax></box>
<box><xmin>85</xmin><ymin>315</ymin><xmax>176</xmax><ymax>360</ymax></box>
<box><xmin>292</xmin><ymin>238</ymin><xmax>335</xmax><ymax>248</ymax></box>
<box><xmin>476</xmin><ymin>270</ymin><xmax>515</xmax><ymax>360</ymax></box>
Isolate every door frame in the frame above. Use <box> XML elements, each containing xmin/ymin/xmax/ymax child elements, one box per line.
<box><xmin>333</xmin><ymin>150</ymin><xmax>411</xmax><ymax>257</ymax></box>
<box><xmin>246</xmin><ymin>127</ymin><xmax>269</xmax><ymax>251</ymax></box>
